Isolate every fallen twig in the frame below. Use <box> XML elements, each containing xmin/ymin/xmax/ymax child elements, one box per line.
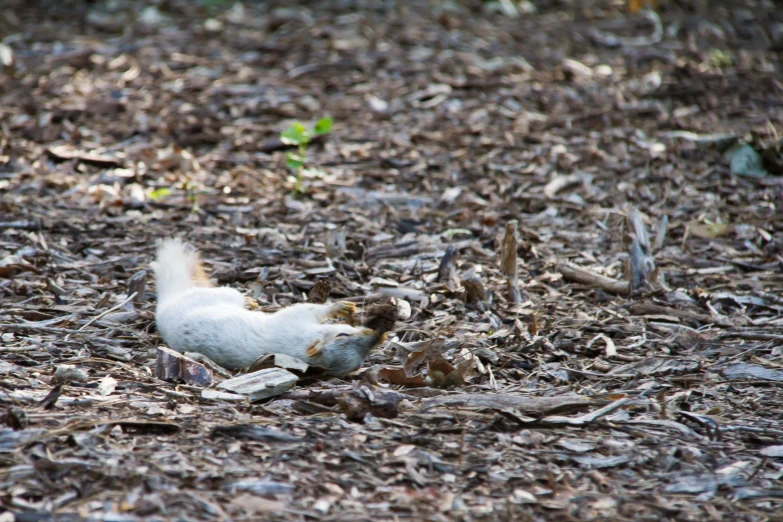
<box><xmin>558</xmin><ymin>261</ymin><xmax>630</xmax><ymax>296</ymax></box>
<box><xmin>500</xmin><ymin>220</ymin><xmax>522</xmax><ymax>305</ymax></box>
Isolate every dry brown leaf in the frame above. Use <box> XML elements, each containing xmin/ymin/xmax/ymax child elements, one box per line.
<box><xmin>377</xmin><ymin>367</ymin><xmax>428</xmax><ymax>387</ymax></box>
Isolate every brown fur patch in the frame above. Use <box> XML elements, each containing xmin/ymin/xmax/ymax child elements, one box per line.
<box><xmin>191</xmin><ymin>256</ymin><xmax>213</xmax><ymax>287</ymax></box>
<box><xmin>305</xmin><ymin>340</ymin><xmax>323</xmax><ymax>358</ymax></box>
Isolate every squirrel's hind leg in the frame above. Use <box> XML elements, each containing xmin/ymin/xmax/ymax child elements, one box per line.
<box><xmin>270</xmin><ymin>301</ymin><xmax>356</xmax><ymax>325</ymax></box>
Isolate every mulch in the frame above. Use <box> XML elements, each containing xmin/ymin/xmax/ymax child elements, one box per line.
<box><xmin>1</xmin><ymin>0</ymin><xmax>783</xmax><ymax>520</ymax></box>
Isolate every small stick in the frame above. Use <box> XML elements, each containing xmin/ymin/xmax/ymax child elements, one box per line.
<box><xmin>654</xmin><ymin>215</ymin><xmax>668</xmax><ymax>251</ymax></box>
<box><xmin>540</xmin><ymin>397</ymin><xmax>630</xmax><ymax>426</ymax></box>
<box><xmin>500</xmin><ymin>221</ymin><xmax>521</xmax><ymax>305</ymax></box>
<box><xmin>79</xmin><ymin>292</ymin><xmax>137</xmax><ymax>331</ymax></box>
<box><xmin>558</xmin><ymin>262</ymin><xmax>630</xmax><ymax>296</ymax></box>
<box><xmin>748</xmin><ymin>457</ymin><xmax>768</xmax><ymax>482</ymax></box>
<box><xmin>64</xmin><ymin>292</ymin><xmax>138</xmax><ymax>341</ymax></box>
<box><xmin>437</xmin><ymin>246</ymin><xmax>459</xmax><ymax>290</ymax></box>
<box><xmin>38</xmin><ymin>384</ymin><xmax>64</xmax><ymax>410</ymax></box>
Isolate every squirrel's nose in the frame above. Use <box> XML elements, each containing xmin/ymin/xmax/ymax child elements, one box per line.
<box><xmin>359</xmin><ymin>327</ymin><xmax>387</xmax><ymax>340</ymax></box>
<box><xmin>359</xmin><ymin>328</ymin><xmax>387</xmax><ymax>344</ymax></box>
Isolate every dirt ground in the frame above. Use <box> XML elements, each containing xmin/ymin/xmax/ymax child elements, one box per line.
<box><xmin>2</xmin><ymin>0</ymin><xmax>783</xmax><ymax>520</ymax></box>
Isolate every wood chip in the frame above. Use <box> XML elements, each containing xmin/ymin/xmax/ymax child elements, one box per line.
<box><xmin>217</xmin><ymin>368</ymin><xmax>298</xmax><ymax>401</ymax></box>
<box><xmin>155</xmin><ymin>346</ymin><xmax>214</xmax><ymax>387</ymax></box>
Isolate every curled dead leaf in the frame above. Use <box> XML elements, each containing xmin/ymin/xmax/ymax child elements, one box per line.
<box><xmin>388</xmin><ymin>337</ymin><xmax>446</xmax><ymax>376</ymax></box>
<box><xmin>378</xmin><ymin>367</ymin><xmax>428</xmax><ymax>387</ymax></box>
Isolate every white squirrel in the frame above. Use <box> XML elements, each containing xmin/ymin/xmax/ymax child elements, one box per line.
<box><xmin>151</xmin><ymin>238</ymin><xmax>385</xmax><ymax>376</ymax></box>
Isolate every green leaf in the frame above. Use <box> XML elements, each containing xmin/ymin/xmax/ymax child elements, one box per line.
<box><xmin>280</xmin><ymin>122</ymin><xmax>309</xmax><ymax>146</ymax></box>
<box><xmin>285</xmin><ymin>151</ymin><xmax>305</xmax><ymax>170</ymax></box>
<box><xmin>149</xmin><ymin>187</ymin><xmax>171</xmax><ymax>201</ymax></box>
<box><xmin>313</xmin><ymin>116</ymin><xmax>333</xmax><ymax>135</ymax></box>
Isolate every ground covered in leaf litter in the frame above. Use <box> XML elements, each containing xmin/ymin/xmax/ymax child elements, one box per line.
<box><xmin>2</xmin><ymin>0</ymin><xmax>783</xmax><ymax>520</ymax></box>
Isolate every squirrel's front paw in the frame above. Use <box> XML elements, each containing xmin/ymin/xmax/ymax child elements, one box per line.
<box><xmin>330</xmin><ymin>301</ymin><xmax>356</xmax><ymax>323</ymax></box>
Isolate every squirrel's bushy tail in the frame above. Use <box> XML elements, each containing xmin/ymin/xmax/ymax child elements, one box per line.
<box><xmin>151</xmin><ymin>238</ymin><xmax>211</xmax><ymax>304</ymax></box>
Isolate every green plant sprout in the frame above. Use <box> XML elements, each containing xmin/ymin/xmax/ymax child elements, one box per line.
<box><xmin>280</xmin><ymin>116</ymin><xmax>333</xmax><ymax>195</ymax></box>
<box><xmin>149</xmin><ymin>187</ymin><xmax>171</xmax><ymax>201</ymax></box>
<box><xmin>148</xmin><ymin>180</ymin><xmax>210</xmax><ymax>213</ymax></box>
<box><xmin>708</xmin><ymin>49</ymin><xmax>732</xmax><ymax>69</ymax></box>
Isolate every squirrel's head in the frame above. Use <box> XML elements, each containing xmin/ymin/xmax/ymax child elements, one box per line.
<box><xmin>304</xmin><ymin>324</ymin><xmax>385</xmax><ymax>377</ymax></box>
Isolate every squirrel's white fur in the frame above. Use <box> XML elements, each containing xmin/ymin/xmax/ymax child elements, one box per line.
<box><xmin>152</xmin><ymin>238</ymin><xmax>382</xmax><ymax>376</ymax></box>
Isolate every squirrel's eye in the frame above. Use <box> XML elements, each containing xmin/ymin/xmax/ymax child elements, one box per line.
<box><xmin>335</xmin><ymin>333</ymin><xmax>351</xmax><ymax>338</ymax></box>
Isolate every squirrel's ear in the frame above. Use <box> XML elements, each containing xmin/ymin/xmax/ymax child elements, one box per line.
<box><xmin>306</xmin><ymin>339</ymin><xmax>323</xmax><ymax>357</ymax></box>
